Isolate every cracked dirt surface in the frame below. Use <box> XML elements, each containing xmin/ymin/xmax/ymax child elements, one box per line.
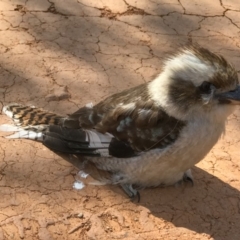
<box><xmin>0</xmin><ymin>0</ymin><xmax>240</xmax><ymax>239</ymax></box>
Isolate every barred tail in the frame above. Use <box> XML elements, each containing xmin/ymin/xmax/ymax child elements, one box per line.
<box><xmin>3</xmin><ymin>103</ymin><xmax>64</xmax><ymax>127</ymax></box>
<box><xmin>1</xmin><ymin>103</ymin><xmax>113</xmax><ymax>158</ymax></box>
<box><xmin>1</xmin><ymin>103</ymin><xmax>65</xmax><ymax>141</ymax></box>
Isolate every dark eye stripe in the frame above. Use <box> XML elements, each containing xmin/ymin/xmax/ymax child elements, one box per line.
<box><xmin>199</xmin><ymin>81</ymin><xmax>212</xmax><ymax>94</ymax></box>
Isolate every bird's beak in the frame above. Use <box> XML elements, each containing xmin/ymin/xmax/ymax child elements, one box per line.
<box><xmin>218</xmin><ymin>85</ymin><xmax>240</xmax><ymax>104</ymax></box>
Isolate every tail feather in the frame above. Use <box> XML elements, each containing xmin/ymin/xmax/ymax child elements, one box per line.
<box><xmin>5</xmin><ymin>130</ymin><xmax>43</xmax><ymax>140</ymax></box>
<box><xmin>1</xmin><ymin>103</ymin><xmax>113</xmax><ymax>157</ymax></box>
<box><xmin>1</xmin><ymin>103</ymin><xmax>65</xmax><ymax>141</ymax></box>
<box><xmin>3</xmin><ymin>103</ymin><xmax>64</xmax><ymax>127</ymax></box>
<box><xmin>1</xmin><ymin>103</ymin><xmax>127</xmax><ymax>186</ymax></box>
<box><xmin>43</xmin><ymin>127</ymin><xmax>112</xmax><ymax>156</ymax></box>
<box><xmin>0</xmin><ymin>124</ymin><xmax>22</xmax><ymax>132</ymax></box>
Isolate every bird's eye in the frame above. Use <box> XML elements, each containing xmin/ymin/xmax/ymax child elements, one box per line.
<box><xmin>199</xmin><ymin>81</ymin><xmax>212</xmax><ymax>94</ymax></box>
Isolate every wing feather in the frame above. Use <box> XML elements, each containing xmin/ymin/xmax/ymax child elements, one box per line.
<box><xmin>66</xmin><ymin>84</ymin><xmax>186</xmax><ymax>153</ymax></box>
<box><xmin>2</xmin><ymin>84</ymin><xmax>185</xmax><ymax>158</ymax></box>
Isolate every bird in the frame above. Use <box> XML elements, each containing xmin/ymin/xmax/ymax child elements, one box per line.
<box><xmin>1</xmin><ymin>44</ymin><xmax>240</xmax><ymax>201</ymax></box>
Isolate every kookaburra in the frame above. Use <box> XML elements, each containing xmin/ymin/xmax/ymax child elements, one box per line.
<box><xmin>1</xmin><ymin>45</ymin><xmax>240</xmax><ymax>200</ymax></box>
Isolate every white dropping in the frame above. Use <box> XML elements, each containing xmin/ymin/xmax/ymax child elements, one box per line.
<box><xmin>73</xmin><ymin>180</ymin><xmax>85</xmax><ymax>190</ymax></box>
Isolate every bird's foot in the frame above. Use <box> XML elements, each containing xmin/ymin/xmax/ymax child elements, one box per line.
<box><xmin>120</xmin><ymin>184</ymin><xmax>140</xmax><ymax>202</ymax></box>
<box><xmin>183</xmin><ymin>169</ymin><xmax>194</xmax><ymax>186</ymax></box>
<box><xmin>175</xmin><ymin>169</ymin><xmax>194</xmax><ymax>187</ymax></box>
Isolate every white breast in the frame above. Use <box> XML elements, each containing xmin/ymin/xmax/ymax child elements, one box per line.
<box><xmin>118</xmin><ymin>105</ymin><xmax>234</xmax><ymax>187</ymax></box>
<box><xmin>96</xmin><ymin>104</ymin><xmax>235</xmax><ymax>188</ymax></box>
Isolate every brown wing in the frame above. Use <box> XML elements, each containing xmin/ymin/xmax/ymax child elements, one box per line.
<box><xmin>67</xmin><ymin>84</ymin><xmax>186</xmax><ymax>152</ymax></box>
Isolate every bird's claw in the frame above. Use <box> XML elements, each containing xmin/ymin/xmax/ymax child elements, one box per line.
<box><xmin>121</xmin><ymin>184</ymin><xmax>141</xmax><ymax>202</ymax></box>
<box><xmin>183</xmin><ymin>169</ymin><xmax>194</xmax><ymax>186</ymax></box>
<box><xmin>130</xmin><ymin>191</ymin><xmax>141</xmax><ymax>203</ymax></box>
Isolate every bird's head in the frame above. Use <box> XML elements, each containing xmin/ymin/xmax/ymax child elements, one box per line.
<box><xmin>149</xmin><ymin>45</ymin><xmax>240</xmax><ymax>121</ymax></box>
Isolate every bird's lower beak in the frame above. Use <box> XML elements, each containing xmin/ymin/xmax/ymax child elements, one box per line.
<box><xmin>218</xmin><ymin>85</ymin><xmax>240</xmax><ymax>104</ymax></box>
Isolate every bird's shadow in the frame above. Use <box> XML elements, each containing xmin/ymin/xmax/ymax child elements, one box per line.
<box><xmin>53</xmin><ymin>152</ymin><xmax>240</xmax><ymax>239</ymax></box>
<box><xmin>109</xmin><ymin>166</ymin><xmax>240</xmax><ymax>240</ymax></box>
<box><xmin>59</xmin><ymin>151</ymin><xmax>240</xmax><ymax>239</ymax></box>
<box><xmin>1</xmin><ymin>145</ymin><xmax>240</xmax><ymax>239</ymax></box>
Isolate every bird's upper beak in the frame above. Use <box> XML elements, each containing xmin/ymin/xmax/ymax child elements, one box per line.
<box><xmin>218</xmin><ymin>85</ymin><xmax>240</xmax><ymax>104</ymax></box>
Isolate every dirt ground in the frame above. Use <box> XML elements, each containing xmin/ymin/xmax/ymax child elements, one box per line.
<box><xmin>0</xmin><ymin>0</ymin><xmax>240</xmax><ymax>239</ymax></box>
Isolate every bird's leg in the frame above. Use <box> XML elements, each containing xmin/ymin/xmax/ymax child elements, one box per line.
<box><xmin>120</xmin><ymin>184</ymin><xmax>140</xmax><ymax>202</ymax></box>
<box><xmin>175</xmin><ymin>169</ymin><xmax>194</xmax><ymax>187</ymax></box>
<box><xmin>183</xmin><ymin>169</ymin><xmax>194</xmax><ymax>186</ymax></box>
